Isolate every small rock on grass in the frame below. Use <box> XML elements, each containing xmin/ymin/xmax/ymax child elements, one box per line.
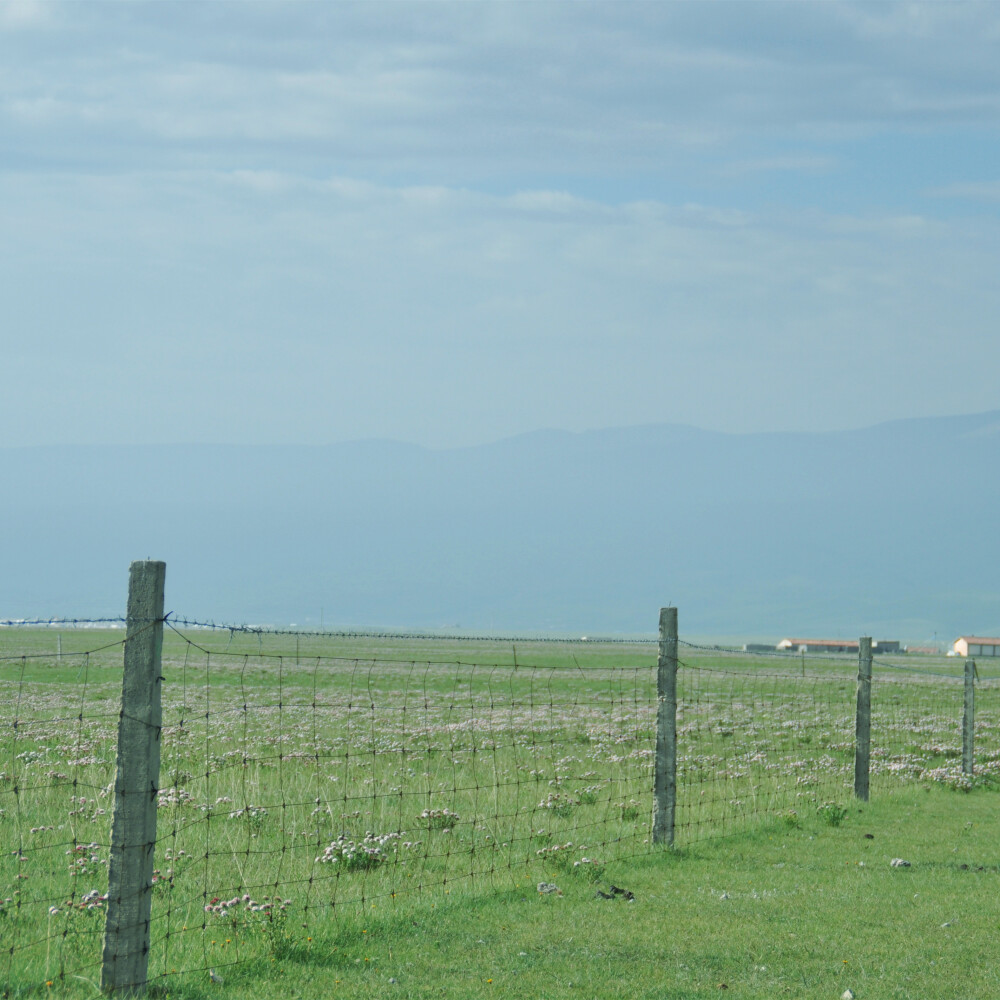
<box><xmin>842</xmin><ymin>989</ymin><xmax>856</xmax><ymax>999</ymax></box>
<box><xmin>890</xmin><ymin>858</ymin><xmax>911</xmax><ymax>868</ymax></box>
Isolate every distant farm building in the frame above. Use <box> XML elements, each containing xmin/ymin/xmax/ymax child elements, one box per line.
<box><xmin>777</xmin><ymin>638</ymin><xmax>901</xmax><ymax>654</ymax></box>
<box><xmin>952</xmin><ymin>636</ymin><xmax>1000</xmax><ymax>657</ymax></box>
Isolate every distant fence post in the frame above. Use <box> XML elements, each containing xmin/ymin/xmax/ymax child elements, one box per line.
<box><xmin>102</xmin><ymin>560</ymin><xmax>166</xmax><ymax>996</ymax></box>
<box><xmin>854</xmin><ymin>636</ymin><xmax>873</xmax><ymax>801</ymax></box>
<box><xmin>963</xmin><ymin>659</ymin><xmax>976</xmax><ymax>776</ymax></box>
<box><xmin>652</xmin><ymin>607</ymin><xmax>678</xmax><ymax>846</ymax></box>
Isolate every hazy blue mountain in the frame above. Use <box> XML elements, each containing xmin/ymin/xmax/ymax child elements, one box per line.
<box><xmin>3</xmin><ymin>411</ymin><xmax>999</xmax><ymax>641</ymax></box>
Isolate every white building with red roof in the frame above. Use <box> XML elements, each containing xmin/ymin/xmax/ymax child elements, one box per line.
<box><xmin>952</xmin><ymin>636</ymin><xmax>1000</xmax><ymax>657</ymax></box>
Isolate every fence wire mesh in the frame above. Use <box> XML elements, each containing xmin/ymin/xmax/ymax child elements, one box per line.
<box><xmin>1</xmin><ymin>634</ymin><xmax>126</xmax><ymax>994</ymax></box>
<box><xmin>2</xmin><ymin>624</ymin><xmax>657</xmax><ymax>994</ymax></box>
<box><xmin>674</xmin><ymin>649</ymin><xmax>857</xmax><ymax>842</ymax></box>
<box><xmin>870</xmin><ymin>657</ymin><xmax>1000</xmax><ymax>791</ymax></box>
<box><xmin>2</xmin><ymin>623</ymin><xmax>999</xmax><ymax>996</ymax></box>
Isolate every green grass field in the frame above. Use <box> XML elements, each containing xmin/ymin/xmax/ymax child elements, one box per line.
<box><xmin>2</xmin><ymin>627</ymin><xmax>998</xmax><ymax>998</ymax></box>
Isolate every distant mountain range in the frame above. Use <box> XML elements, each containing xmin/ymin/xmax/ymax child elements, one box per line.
<box><xmin>3</xmin><ymin>411</ymin><xmax>999</xmax><ymax>642</ymax></box>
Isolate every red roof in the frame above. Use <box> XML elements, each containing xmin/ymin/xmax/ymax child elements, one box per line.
<box><xmin>956</xmin><ymin>636</ymin><xmax>1000</xmax><ymax>645</ymax></box>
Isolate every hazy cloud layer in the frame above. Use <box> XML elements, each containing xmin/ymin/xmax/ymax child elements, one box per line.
<box><xmin>3</xmin><ymin>1</ymin><xmax>1000</xmax><ymax>446</ymax></box>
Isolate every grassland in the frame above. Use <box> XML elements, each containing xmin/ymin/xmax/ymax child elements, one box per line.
<box><xmin>2</xmin><ymin>627</ymin><xmax>998</xmax><ymax>998</ymax></box>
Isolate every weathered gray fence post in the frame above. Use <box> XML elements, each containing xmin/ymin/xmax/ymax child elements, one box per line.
<box><xmin>652</xmin><ymin>607</ymin><xmax>678</xmax><ymax>846</ymax></box>
<box><xmin>963</xmin><ymin>658</ymin><xmax>976</xmax><ymax>776</ymax></box>
<box><xmin>102</xmin><ymin>560</ymin><xmax>166</xmax><ymax>996</ymax></box>
<box><xmin>854</xmin><ymin>636</ymin><xmax>873</xmax><ymax>801</ymax></box>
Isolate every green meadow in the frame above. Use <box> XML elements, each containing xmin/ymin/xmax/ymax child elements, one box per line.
<box><xmin>2</xmin><ymin>627</ymin><xmax>998</xmax><ymax>998</ymax></box>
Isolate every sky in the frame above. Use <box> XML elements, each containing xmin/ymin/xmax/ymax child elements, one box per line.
<box><xmin>3</xmin><ymin>1</ymin><xmax>1000</xmax><ymax>449</ymax></box>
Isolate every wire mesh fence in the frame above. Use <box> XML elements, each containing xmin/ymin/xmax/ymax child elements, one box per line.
<box><xmin>1</xmin><ymin>633</ymin><xmax>126</xmax><ymax>995</ymax></box>
<box><xmin>146</xmin><ymin>627</ymin><xmax>658</xmax><ymax>986</ymax></box>
<box><xmin>870</xmin><ymin>657</ymin><xmax>1000</xmax><ymax>791</ymax></box>
<box><xmin>674</xmin><ymin>649</ymin><xmax>858</xmax><ymax>842</ymax></box>
<box><xmin>1</xmin><ymin>622</ymin><xmax>658</xmax><ymax>995</ymax></box>
<box><xmin>2</xmin><ymin>617</ymin><xmax>999</xmax><ymax>996</ymax></box>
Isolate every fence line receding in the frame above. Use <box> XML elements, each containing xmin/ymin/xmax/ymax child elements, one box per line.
<box><xmin>3</xmin><ymin>578</ymin><xmax>999</xmax><ymax>996</ymax></box>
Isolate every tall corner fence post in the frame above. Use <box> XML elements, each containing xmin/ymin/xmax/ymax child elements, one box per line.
<box><xmin>101</xmin><ymin>560</ymin><xmax>166</xmax><ymax>996</ymax></box>
<box><xmin>854</xmin><ymin>636</ymin><xmax>873</xmax><ymax>802</ymax></box>
<box><xmin>652</xmin><ymin>606</ymin><xmax>678</xmax><ymax>846</ymax></box>
<box><xmin>963</xmin><ymin>658</ymin><xmax>976</xmax><ymax>776</ymax></box>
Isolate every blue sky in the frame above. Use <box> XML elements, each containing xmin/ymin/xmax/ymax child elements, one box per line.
<box><xmin>3</xmin><ymin>1</ymin><xmax>1000</xmax><ymax>448</ymax></box>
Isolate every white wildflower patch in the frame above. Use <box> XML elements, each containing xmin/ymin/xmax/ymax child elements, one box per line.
<box><xmin>69</xmin><ymin>889</ymin><xmax>108</xmax><ymax>913</ymax></box>
<box><xmin>204</xmin><ymin>894</ymin><xmax>290</xmax><ymax>919</ymax></box>
<box><xmin>616</xmin><ymin>799</ymin><xmax>641</xmax><ymax>821</ymax></box>
<box><xmin>157</xmin><ymin>786</ymin><xmax>195</xmax><ymax>808</ymax></box>
<box><xmin>315</xmin><ymin>832</ymin><xmax>402</xmax><ymax>871</ymax></box>
<box><xmin>67</xmin><ymin>843</ymin><xmax>106</xmax><ymax>878</ymax></box>
<box><xmin>417</xmin><ymin>807</ymin><xmax>459</xmax><ymax>831</ymax></box>
<box><xmin>537</xmin><ymin>792</ymin><xmax>579</xmax><ymax>816</ymax></box>
<box><xmin>535</xmin><ymin>840</ymin><xmax>605</xmax><ymax>880</ymax></box>
<box><xmin>576</xmin><ymin>784</ymin><xmax>604</xmax><ymax>805</ymax></box>
<box><xmin>228</xmin><ymin>804</ymin><xmax>268</xmax><ymax>821</ymax></box>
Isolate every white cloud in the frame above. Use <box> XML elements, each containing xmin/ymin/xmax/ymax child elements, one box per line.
<box><xmin>2</xmin><ymin>165</ymin><xmax>999</xmax><ymax>446</ymax></box>
<box><xmin>2</xmin><ymin>3</ymin><xmax>1000</xmax><ymax>446</ymax></box>
<box><xmin>0</xmin><ymin>1</ymin><xmax>50</xmax><ymax>29</ymax></box>
<box><xmin>4</xmin><ymin>2</ymin><xmax>1000</xmax><ymax>178</ymax></box>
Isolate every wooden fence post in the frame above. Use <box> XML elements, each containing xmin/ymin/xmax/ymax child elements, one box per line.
<box><xmin>854</xmin><ymin>636</ymin><xmax>873</xmax><ymax>802</ymax></box>
<box><xmin>652</xmin><ymin>607</ymin><xmax>678</xmax><ymax>846</ymax></box>
<box><xmin>101</xmin><ymin>561</ymin><xmax>166</xmax><ymax>995</ymax></box>
<box><xmin>963</xmin><ymin>658</ymin><xmax>976</xmax><ymax>776</ymax></box>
